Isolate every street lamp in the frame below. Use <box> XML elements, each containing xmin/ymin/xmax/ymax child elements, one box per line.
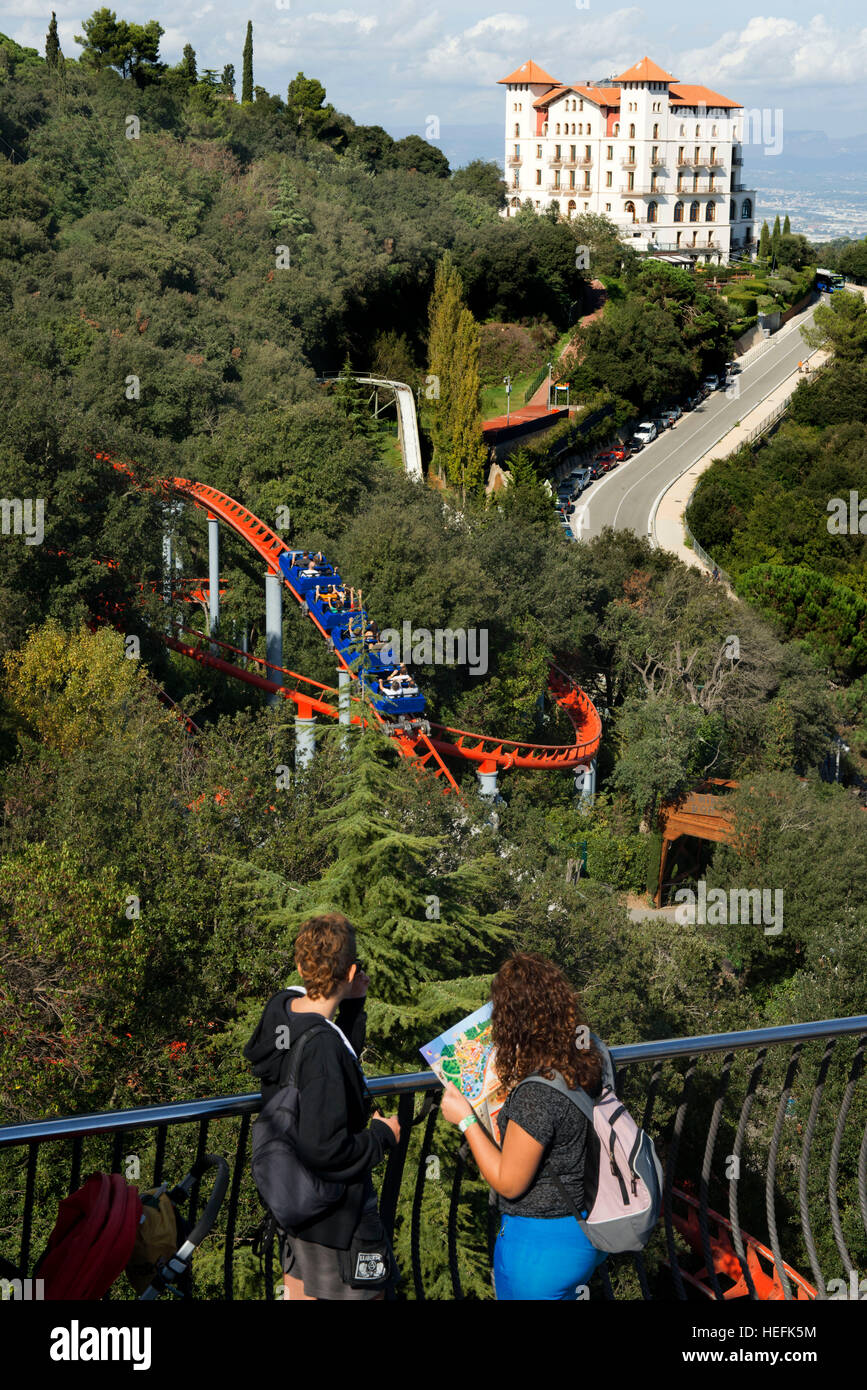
<box><xmin>546</xmin><ymin>361</ymin><xmax>553</xmax><ymax>409</ymax></box>
<box><xmin>503</xmin><ymin>375</ymin><xmax>512</xmax><ymax>426</ymax></box>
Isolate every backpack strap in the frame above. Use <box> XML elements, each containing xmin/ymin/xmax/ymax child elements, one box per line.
<box><xmin>277</xmin><ymin>1022</ymin><xmax>332</xmax><ymax>1090</ymax></box>
<box><xmin>511</xmin><ymin>1071</ymin><xmax>596</xmax><ymax>1125</ymax></box>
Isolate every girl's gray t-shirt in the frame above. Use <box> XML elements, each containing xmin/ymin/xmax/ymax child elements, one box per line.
<box><xmin>495</xmin><ymin>1080</ymin><xmax>592</xmax><ymax>1218</ymax></box>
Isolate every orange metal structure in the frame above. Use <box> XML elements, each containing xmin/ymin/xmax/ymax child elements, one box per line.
<box><xmin>98</xmin><ymin>453</ymin><xmax>603</xmax><ymax>789</ymax></box>
<box><xmin>669</xmin><ymin>1186</ymin><xmax>816</xmax><ymax>1300</ymax></box>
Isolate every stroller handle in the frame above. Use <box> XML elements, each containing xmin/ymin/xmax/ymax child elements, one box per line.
<box><xmin>183</xmin><ymin>1154</ymin><xmax>230</xmax><ymax>1252</ymax></box>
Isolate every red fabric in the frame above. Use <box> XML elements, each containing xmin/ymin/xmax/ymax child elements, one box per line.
<box><xmin>37</xmin><ymin>1173</ymin><xmax>143</xmax><ymax>1300</ymax></box>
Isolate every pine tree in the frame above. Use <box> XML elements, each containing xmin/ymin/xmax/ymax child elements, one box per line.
<box><xmin>759</xmin><ymin>221</ymin><xmax>771</xmax><ymax>261</ymax></box>
<box><xmin>45</xmin><ymin>11</ymin><xmax>61</xmax><ymax>69</ymax></box>
<box><xmin>253</xmin><ymin>722</ymin><xmax>510</xmax><ymax>1064</ymax></box>
<box><xmin>446</xmin><ymin>309</ymin><xmax>489</xmax><ymax>508</ymax></box>
<box><xmin>180</xmin><ymin>43</ymin><xmax>197</xmax><ymax>82</ymax></box>
<box><xmin>427</xmin><ymin>253</ymin><xmax>466</xmax><ymax>481</ymax></box>
<box><xmin>783</xmin><ymin>214</ymin><xmax>791</xmax><ymax>236</ymax></box>
<box><xmin>332</xmin><ymin>357</ymin><xmax>374</xmax><ymax>440</ymax></box>
<box><xmin>241</xmin><ymin>22</ymin><xmax>253</xmax><ymax>104</ymax></box>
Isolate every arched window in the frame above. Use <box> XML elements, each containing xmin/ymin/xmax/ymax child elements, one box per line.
<box><xmin>624</xmin><ymin>200</ymin><xmax>636</xmax><ymax>222</ymax></box>
<box><xmin>613</xmin><ymin>123</ymin><xmax>619</xmax><ymax>136</ymax></box>
<box><xmin>706</xmin><ymin>202</ymin><xmax>715</xmax><ymax>221</ymax></box>
<box><xmin>712</xmin><ymin>124</ymin><xmax>718</xmax><ymax>135</ymax></box>
<box><xmin>510</xmin><ymin>197</ymin><xmax>520</xmax><ymax>208</ymax></box>
<box><xmin>695</xmin><ymin>124</ymin><xmax>700</xmax><ymax>136</ymax></box>
<box><xmin>567</xmin><ymin>199</ymin><xmax>577</xmax><ymax>217</ymax></box>
<box><xmin>741</xmin><ymin>199</ymin><xmax>752</xmax><ymax>219</ymax></box>
<box><xmin>674</xmin><ymin>201</ymin><xmax>684</xmax><ymax>222</ymax></box>
<box><xmin>653</xmin><ymin>123</ymin><xmax>659</xmax><ymax>138</ymax></box>
<box><xmin>514</xmin><ymin>124</ymin><xmax>520</xmax><ymax>137</ymax></box>
<box><xmin>680</xmin><ymin>124</ymin><xmax>685</xmax><ymax>135</ymax></box>
<box><xmin>647</xmin><ymin>202</ymin><xmax>658</xmax><ymax>223</ymax></box>
<box><xmin>556</xmin><ymin>124</ymin><xmax>561</xmax><ymax>134</ymax></box>
<box><xmin>690</xmin><ymin>201</ymin><xmax>700</xmax><ymax>222</ymax></box>
<box><xmin>578</xmin><ymin>123</ymin><xmax>582</xmax><ymax>134</ymax></box>
<box><xmin>629</xmin><ymin>122</ymin><xmax>636</xmax><ymax>137</ymax></box>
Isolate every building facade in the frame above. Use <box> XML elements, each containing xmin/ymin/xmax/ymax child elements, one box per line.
<box><xmin>499</xmin><ymin>57</ymin><xmax>757</xmax><ymax>264</ymax></box>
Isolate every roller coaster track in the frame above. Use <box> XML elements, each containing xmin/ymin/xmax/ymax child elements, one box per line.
<box><xmin>98</xmin><ymin>453</ymin><xmax>602</xmax><ymax>788</ymax></box>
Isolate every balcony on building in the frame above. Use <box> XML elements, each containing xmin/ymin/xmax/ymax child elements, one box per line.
<box><xmin>507</xmin><ymin>154</ymin><xmax>522</xmax><ymax>166</ymax></box>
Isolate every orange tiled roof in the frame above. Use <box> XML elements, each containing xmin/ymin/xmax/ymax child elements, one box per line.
<box><xmin>614</xmin><ymin>56</ymin><xmax>674</xmax><ymax>83</ymax></box>
<box><xmin>669</xmin><ymin>83</ymin><xmax>741</xmax><ymax>109</ymax></box>
<box><xmin>498</xmin><ymin>60</ymin><xmax>560</xmax><ymax>86</ymax></box>
<box><xmin>533</xmin><ymin>84</ymin><xmax>621</xmax><ymax>108</ymax></box>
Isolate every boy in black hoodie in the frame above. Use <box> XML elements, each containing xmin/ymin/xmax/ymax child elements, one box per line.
<box><xmin>244</xmin><ymin>912</ymin><xmax>400</xmax><ymax>1300</ymax></box>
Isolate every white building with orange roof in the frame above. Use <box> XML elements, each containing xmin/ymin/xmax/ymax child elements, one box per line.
<box><xmin>499</xmin><ymin>56</ymin><xmax>757</xmax><ymax>265</ymax></box>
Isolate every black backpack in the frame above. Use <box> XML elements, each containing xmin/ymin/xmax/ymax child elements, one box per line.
<box><xmin>250</xmin><ymin>1024</ymin><xmax>346</xmax><ymax>1231</ymax></box>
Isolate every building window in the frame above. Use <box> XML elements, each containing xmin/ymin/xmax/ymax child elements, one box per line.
<box><xmin>653</xmin><ymin>123</ymin><xmax>659</xmax><ymax>138</ymax></box>
<box><xmin>629</xmin><ymin>122</ymin><xmax>635</xmax><ymax>137</ymax></box>
<box><xmin>706</xmin><ymin>202</ymin><xmax>715</xmax><ymax>221</ymax></box>
<box><xmin>578</xmin><ymin>123</ymin><xmax>583</xmax><ymax>134</ymax></box>
<box><xmin>730</xmin><ymin>200</ymin><xmax>736</xmax><ymax>221</ymax></box>
<box><xmin>695</xmin><ymin>124</ymin><xmax>700</xmax><ymax>136</ymax></box>
<box><xmin>554</xmin><ymin>172</ymin><xmax>561</xmax><ymax>188</ymax></box>
<box><xmin>742</xmin><ymin>198</ymin><xmax>752</xmax><ymax>218</ymax></box>
<box><xmin>556</xmin><ymin>124</ymin><xmax>561</xmax><ymax>134</ymax></box>
<box><xmin>678</xmin><ymin>146</ymin><xmax>684</xmax><ymax>163</ymax></box>
<box><xmin>514</xmin><ymin>124</ymin><xmax>519</xmax><ymax>137</ymax></box>
<box><xmin>628</xmin><ymin>145</ymin><xmax>635</xmax><ymax>161</ymax></box>
<box><xmin>680</xmin><ymin>124</ymin><xmax>685</xmax><ymax>135</ymax></box>
<box><xmin>690</xmin><ymin>201</ymin><xmax>700</xmax><ymax>222</ymax></box>
<box><xmin>613</xmin><ymin>123</ymin><xmax>619</xmax><ymax>136</ymax></box>
<box><xmin>586</xmin><ymin>123</ymin><xmax>591</xmax><ymax>134</ymax></box>
<box><xmin>606</xmin><ymin>170</ymin><xmax>612</xmax><ymax>187</ymax></box>
<box><xmin>607</xmin><ymin>145</ymin><xmax>613</xmax><ymax>159</ymax></box>
<box><xmin>555</xmin><ymin>144</ymin><xmax>561</xmax><ymax>159</ymax></box>
<box><xmin>605</xmin><ymin>202</ymin><xmax>611</xmax><ymax>212</ymax></box>
<box><xmin>579</xmin><ymin>99</ymin><xmax>583</xmax><ymax>111</ymax></box>
<box><xmin>513</xmin><ymin>144</ymin><xmax>519</xmax><ymax>158</ymax></box>
<box><xmin>536</xmin><ymin>144</ymin><xmax>542</xmax><ymax>157</ymax></box>
<box><xmin>536</xmin><ymin>169</ymin><xmax>542</xmax><ymax>185</ymax></box>
<box><xmin>712</xmin><ymin>124</ymin><xmax>718</xmax><ymax>135</ymax></box>
<box><xmin>570</xmin><ymin>144</ymin><xmax>576</xmax><ymax>160</ymax></box>
<box><xmin>584</xmin><ymin>172</ymin><xmax>590</xmax><ymax>189</ymax></box>
<box><xmin>568</xmin><ymin>199</ymin><xmax>576</xmax><ymax>217</ymax></box>
<box><xmin>674</xmin><ymin>201</ymin><xmax>684</xmax><ymax>222</ymax></box>
<box><xmin>569</xmin><ymin>171</ymin><xmax>576</xmax><ymax>188</ymax></box>
<box><xmin>651</xmin><ymin>145</ymin><xmax>658</xmax><ymax>162</ymax></box>
<box><xmin>628</xmin><ymin>171</ymin><xmax>635</xmax><ymax>190</ymax></box>
<box><xmin>647</xmin><ymin>201</ymin><xmax>658</xmax><ymax>223</ymax></box>
<box><xmin>624</xmin><ymin>200</ymin><xmax>636</xmax><ymax>222</ymax></box>
<box><xmin>585</xmin><ymin>145</ymin><xmax>591</xmax><ymax>160</ymax></box>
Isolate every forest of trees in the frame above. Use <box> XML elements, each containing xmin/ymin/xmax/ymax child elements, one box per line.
<box><xmin>0</xmin><ymin>17</ymin><xmax>864</xmax><ymax>1301</ymax></box>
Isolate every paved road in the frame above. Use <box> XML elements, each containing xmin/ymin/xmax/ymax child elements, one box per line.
<box><xmin>573</xmin><ymin>301</ymin><xmax>820</xmax><ymax>543</ymax></box>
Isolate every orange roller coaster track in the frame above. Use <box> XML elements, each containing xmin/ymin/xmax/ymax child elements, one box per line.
<box><xmin>98</xmin><ymin>452</ymin><xmax>602</xmax><ymax>787</ymax></box>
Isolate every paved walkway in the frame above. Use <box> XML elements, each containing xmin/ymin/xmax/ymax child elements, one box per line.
<box><xmin>525</xmin><ymin>280</ymin><xmax>607</xmax><ymax>409</ymax></box>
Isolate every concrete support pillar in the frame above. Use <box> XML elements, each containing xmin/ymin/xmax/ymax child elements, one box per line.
<box><xmin>264</xmin><ymin>571</ymin><xmax>283</xmax><ymax>708</ymax></box>
<box><xmin>476</xmin><ymin>760</ymin><xmax>499</xmax><ymax>800</ymax></box>
<box><xmin>338</xmin><ymin>668</ymin><xmax>351</xmax><ymax>750</ymax></box>
<box><xmin>161</xmin><ymin>530</ymin><xmax>173</xmax><ymax>616</ymax></box>
<box><xmin>207</xmin><ymin>515</ymin><xmax>220</xmax><ymax>638</ymax></box>
<box><xmin>295</xmin><ymin>701</ymin><xmax>316</xmax><ymax>771</ymax></box>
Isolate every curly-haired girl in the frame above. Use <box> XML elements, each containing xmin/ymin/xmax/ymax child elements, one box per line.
<box><xmin>440</xmin><ymin>952</ymin><xmax>608</xmax><ymax>1300</ymax></box>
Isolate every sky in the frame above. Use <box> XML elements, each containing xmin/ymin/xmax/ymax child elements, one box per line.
<box><xmin>5</xmin><ymin>2</ymin><xmax>867</xmax><ymax>142</ymax></box>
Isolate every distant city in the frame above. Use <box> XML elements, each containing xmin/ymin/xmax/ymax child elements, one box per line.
<box><xmin>387</xmin><ymin>123</ymin><xmax>867</xmax><ymax>243</ymax></box>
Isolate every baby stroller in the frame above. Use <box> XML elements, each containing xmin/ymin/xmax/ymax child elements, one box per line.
<box><xmin>1</xmin><ymin>1154</ymin><xmax>229</xmax><ymax>1300</ymax></box>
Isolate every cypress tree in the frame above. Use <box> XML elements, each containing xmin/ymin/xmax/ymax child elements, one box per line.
<box><xmin>180</xmin><ymin>43</ymin><xmax>197</xmax><ymax>82</ymax></box>
<box><xmin>771</xmin><ymin>214</ymin><xmax>781</xmax><ymax>256</ymax></box>
<box><xmin>45</xmin><ymin>11</ymin><xmax>61</xmax><ymax>68</ymax></box>
<box><xmin>221</xmin><ymin>63</ymin><xmax>235</xmax><ymax>96</ymax></box>
<box><xmin>241</xmin><ymin>21</ymin><xmax>253</xmax><ymax>103</ymax></box>
<box><xmin>783</xmin><ymin>214</ymin><xmax>791</xmax><ymax>236</ymax></box>
<box><xmin>447</xmin><ymin>308</ymin><xmax>489</xmax><ymax>508</ymax></box>
<box><xmin>427</xmin><ymin>252</ymin><xmax>466</xmax><ymax>481</ymax></box>
<box><xmin>759</xmin><ymin>221</ymin><xmax>771</xmax><ymax>261</ymax></box>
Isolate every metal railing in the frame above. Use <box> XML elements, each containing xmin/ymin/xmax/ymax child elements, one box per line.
<box><xmin>1</xmin><ymin>1017</ymin><xmax>865</xmax><ymax>1300</ymax></box>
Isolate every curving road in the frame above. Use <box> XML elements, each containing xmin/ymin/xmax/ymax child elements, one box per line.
<box><xmin>572</xmin><ymin>300</ymin><xmax>821</xmax><ymax>543</ymax></box>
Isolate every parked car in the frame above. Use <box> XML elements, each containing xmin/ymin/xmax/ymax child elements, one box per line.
<box><xmin>724</xmin><ymin>360</ymin><xmax>740</xmax><ymax>375</ymax></box>
<box><xmin>701</xmin><ymin>374</ymin><xmax>721</xmax><ymax>392</ymax></box>
<box><xmin>632</xmin><ymin>421</ymin><xmax>658</xmax><ymax>446</ymax></box>
<box><xmin>659</xmin><ymin>405</ymin><xmax>682</xmax><ymax>427</ymax></box>
<box><xmin>684</xmin><ymin>393</ymin><xmax>702</xmax><ymax>411</ymax></box>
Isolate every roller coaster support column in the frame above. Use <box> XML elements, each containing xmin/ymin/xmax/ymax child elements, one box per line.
<box><xmin>264</xmin><ymin>571</ymin><xmax>283</xmax><ymax>709</ymax></box>
<box><xmin>476</xmin><ymin>759</ymin><xmax>499</xmax><ymax>800</ymax></box>
<box><xmin>207</xmin><ymin>515</ymin><xmax>220</xmax><ymax>641</ymax></box>
<box><xmin>295</xmin><ymin>699</ymin><xmax>316</xmax><ymax>770</ymax></box>
<box><xmin>574</xmin><ymin>759</ymin><xmax>597</xmax><ymax>809</ymax></box>
<box><xmin>338</xmin><ymin>668</ymin><xmax>351</xmax><ymax>749</ymax></box>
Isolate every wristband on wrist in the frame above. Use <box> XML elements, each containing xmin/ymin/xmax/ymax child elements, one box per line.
<box><xmin>458</xmin><ymin>1112</ymin><xmax>478</xmax><ymax>1133</ymax></box>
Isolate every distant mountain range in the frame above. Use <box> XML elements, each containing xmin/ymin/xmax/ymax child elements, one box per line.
<box><xmin>385</xmin><ymin>124</ymin><xmax>867</xmax><ymax>242</ymax></box>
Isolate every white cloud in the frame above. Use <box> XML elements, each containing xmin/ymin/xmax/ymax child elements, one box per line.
<box><xmin>306</xmin><ymin>11</ymin><xmax>378</xmax><ymax>36</ymax></box>
<box><xmin>679</xmin><ymin>15</ymin><xmax>867</xmax><ymax>91</ymax></box>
